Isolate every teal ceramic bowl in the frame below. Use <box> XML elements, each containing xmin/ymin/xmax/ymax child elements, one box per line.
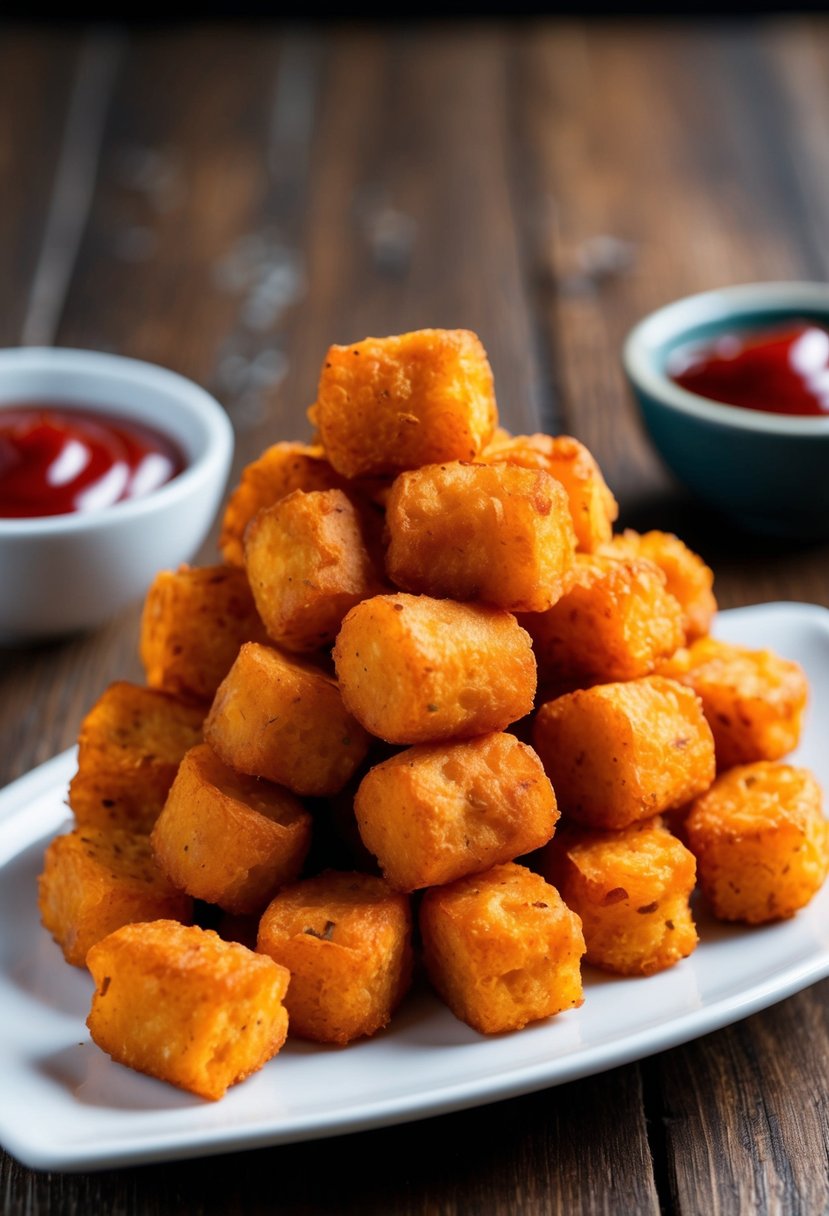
<box><xmin>623</xmin><ymin>282</ymin><xmax>829</xmax><ymax>538</ymax></box>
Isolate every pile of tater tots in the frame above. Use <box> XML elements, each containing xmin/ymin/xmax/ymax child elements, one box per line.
<box><xmin>38</xmin><ymin>329</ymin><xmax>828</xmax><ymax>1100</ymax></box>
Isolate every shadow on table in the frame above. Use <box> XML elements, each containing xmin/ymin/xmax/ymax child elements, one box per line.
<box><xmin>619</xmin><ymin>486</ymin><xmax>829</xmax><ymax>570</ymax></box>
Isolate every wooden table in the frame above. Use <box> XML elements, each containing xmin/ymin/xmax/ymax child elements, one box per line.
<box><xmin>2</xmin><ymin>18</ymin><xmax>829</xmax><ymax>1213</ymax></box>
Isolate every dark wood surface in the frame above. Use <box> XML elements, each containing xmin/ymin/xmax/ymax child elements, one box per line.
<box><xmin>2</xmin><ymin>19</ymin><xmax>829</xmax><ymax>1214</ymax></box>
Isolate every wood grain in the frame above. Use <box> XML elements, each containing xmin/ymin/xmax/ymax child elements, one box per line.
<box><xmin>0</xmin><ymin>32</ymin><xmax>142</xmax><ymax>782</ymax></box>
<box><xmin>0</xmin><ymin>1067</ymin><xmax>659</xmax><ymax>1216</ymax></box>
<box><xmin>1</xmin><ymin>23</ymin><xmax>555</xmax><ymax>780</ymax></box>
<box><xmin>657</xmin><ymin>982</ymin><xmax>829</xmax><ymax>1215</ymax></box>
<box><xmin>0</xmin><ymin>30</ymin><xmax>82</xmax><ymax>345</ymax></box>
<box><xmin>292</xmin><ymin>27</ymin><xmax>546</xmax><ymax>434</ymax></box>
<box><xmin>511</xmin><ymin>21</ymin><xmax>829</xmax><ymax>611</ymax></box>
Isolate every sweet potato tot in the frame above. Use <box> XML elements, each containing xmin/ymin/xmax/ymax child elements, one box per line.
<box><xmin>333</xmin><ymin>593</ymin><xmax>536</xmax><ymax>744</ymax></box>
<box><xmin>257</xmin><ymin>871</ymin><xmax>412</xmax><ymax>1044</ymax></box>
<box><xmin>541</xmin><ymin>818</ymin><xmax>698</xmax><ymax>976</ymax></box>
<box><xmin>533</xmin><ymin>676</ymin><xmax>715</xmax><ymax>829</ymax></box>
<box><xmin>385</xmin><ymin>461</ymin><xmax>576</xmax><ymax>612</ymax></box>
<box><xmin>483</xmin><ymin>432</ymin><xmax>618</xmax><ymax>552</ymax></box>
<box><xmin>204</xmin><ymin>642</ymin><xmax>370</xmax><ymax>796</ymax></box>
<box><xmin>86</xmin><ymin>921</ymin><xmax>290</xmax><ymax>1100</ymax></box>
<box><xmin>521</xmin><ymin>554</ymin><xmax>685</xmax><ymax>685</ymax></box>
<box><xmin>656</xmin><ymin>637</ymin><xmax>808</xmax><ymax>769</ymax></box>
<box><xmin>219</xmin><ymin>441</ymin><xmax>345</xmax><ymax>566</ymax></box>
<box><xmin>686</xmin><ymin>762</ymin><xmax>829</xmax><ymax>924</ymax></box>
<box><xmin>314</xmin><ymin>329</ymin><xmax>498</xmax><ymax>477</ymax></box>
<box><xmin>245</xmin><ymin>488</ymin><xmax>385</xmax><ymax>653</ymax></box>
<box><xmin>419</xmin><ymin>862</ymin><xmax>585</xmax><ymax>1034</ymax></box>
<box><xmin>150</xmin><ymin>743</ymin><xmax>312</xmax><ymax>914</ymax></box>
<box><xmin>38</xmin><ymin>828</ymin><xmax>192</xmax><ymax>968</ymax></box>
<box><xmin>140</xmin><ymin>564</ymin><xmax>266</xmax><ymax>702</ymax></box>
<box><xmin>69</xmin><ymin>682</ymin><xmax>205</xmax><ymax>833</ymax></box>
<box><xmin>354</xmin><ymin>733</ymin><xmax>558</xmax><ymax>891</ymax></box>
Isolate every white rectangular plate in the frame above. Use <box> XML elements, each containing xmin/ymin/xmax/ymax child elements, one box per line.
<box><xmin>2</xmin><ymin>602</ymin><xmax>829</xmax><ymax>1172</ymax></box>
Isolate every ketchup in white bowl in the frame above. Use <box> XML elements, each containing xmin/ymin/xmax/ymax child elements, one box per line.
<box><xmin>0</xmin><ymin>406</ymin><xmax>184</xmax><ymax>518</ymax></box>
<box><xmin>0</xmin><ymin>346</ymin><xmax>233</xmax><ymax>640</ymax></box>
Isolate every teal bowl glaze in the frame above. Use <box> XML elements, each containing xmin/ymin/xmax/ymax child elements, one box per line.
<box><xmin>623</xmin><ymin>282</ymin><xmax>829</xmax><ymax>538</ymax></box>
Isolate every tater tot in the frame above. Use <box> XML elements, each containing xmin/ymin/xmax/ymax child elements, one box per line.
<box><xmin>257</xmin><ymin>871</ymin><xmax>412</xmax><ymax>1045</ymax></box>
<box><xmin>38</xmin><ymin>828</ymin><xmax>193</xmax><ymax>968</ymax></box>
<box><xmin>245</xmin><ymin>488</ymin><xmax>385</xmax><ymax>653</ymax></box>
<box><xmin>686</xmin><ymin>762</ymin><xmax>829</xmax><ymax>924</ymax></box>
<box><xmin>69</xmin><ymin>682</ymin><xmax>205</xmax><ymax>834</ymax></box>
<box><xmin>333</xmin><ymin>593</ymin><xmax>536</xmax><ymax>744</ymax></box>
<box><xmin>419</xmin><ymin>863</ymin><xmax>585</xmax><ymax>1034</ymax></box>
<box><xmin>385</xmin><ymin>461</ymin><xmax>576</xmax><ymax>612</ymax></box>
<box><xmin>204</xmin><ymin>642</ymin><xmax>370</xmax><ymax>796</ymax></box>
<box><xmin>314</xmin><ymin>329</ymin><xmax>498</xmax><ymax>477</ymax></box>
<box><xmin>533</xmin><ymin>676</ymin><xmax>715</xmax><ymax>829</ymax></box>
<box><xmin>600</xmin><ymin>529</ymin><xmax>716</xmax><ymax>642</ymax></box>
<box><xmin>656</xmin><ymin>637</ymin><xmax>808</xmax><ymax>769</ymax></box>
<box><xmin>354</xmin><ymin>733</ymin><xmax>558</xmax><ymax>891</ymax></box>
<box><xmin>87</xmin><ymin>921</ymin><xmax>290</xmax><ymax>1100</ymax></box>
<box><xmin>521</xmin><ymin>553</ymin><xmax>685</xmax><ymax>685</ymax></box>
<box><xmin>219</xmin><ymin>441</ymin><xmax>345</xmax><ymax>566</ymax></box>
<box><xmin>140</xmin><ymin>564</ymin><xmax>267</xmax><ymax>702</ymax></box>
<box><xmin>150</xmin><ymin>743</ymin><xmax>312</xmax><ymax>915</ymax></box>
<box><xmin>540</xmin><ymin>818</ymin><xmax>698</xmax><ymax>976</ymax></box>
<box><xmin>483</xmin><ymin>432</ymin><xmax>618</xmax><ymax>552</ymax></box>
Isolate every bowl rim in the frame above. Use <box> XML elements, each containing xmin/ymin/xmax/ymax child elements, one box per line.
<box><xmin>0</xmin><ymin>347</ymin><xmax>233</xmax><ymax>535</ymax></box>
<box><xmin>623</xmin><ymin>280</ymin><xmax>829</xmax><ymax>436</ymax></box>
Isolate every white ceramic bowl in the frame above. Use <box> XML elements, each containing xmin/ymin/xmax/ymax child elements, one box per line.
<box><xmin>0</xmin><ymin>348</ymin><xmax>233</xmax><ymax>641</ymax></box>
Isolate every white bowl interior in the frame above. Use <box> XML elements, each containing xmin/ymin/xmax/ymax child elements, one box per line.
<box><xmin>0</xmin><ymin>348</ymin><xmax>234</xmax><ymax>537</ymax></box>
<box><xmin>0</xmin><ymin>348</ymin><xmax>223</xmax><ymax>462</ymax></box>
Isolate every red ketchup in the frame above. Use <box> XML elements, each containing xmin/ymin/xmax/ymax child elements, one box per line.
<box><xmin>668</xmin><ymin>321</ymin><xmax>829</xmax><ymax>417</ymax></box>
<box><xmin>0</xmin><ymin>406</ymin><xmax>184</xmax><ymax>518</ymax></box>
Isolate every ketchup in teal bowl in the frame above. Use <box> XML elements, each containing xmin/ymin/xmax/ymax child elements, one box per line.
<box><xmin>623</xmin><ymin>283</ymin><xmax>829</xmax><ymax>539</ymax></box>
<box><xmin>667</xmin><ymin>321</ymin><xmax>829</xmax><ymax>419</ymax></box>
<box><xmin>0</xmin><ymin>405</ymin><xmax>184</xmax><ymax>519</ymax></box>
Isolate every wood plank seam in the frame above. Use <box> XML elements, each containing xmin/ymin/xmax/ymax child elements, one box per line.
<box><xmin>21</xmin><ymin>30</ymin><xmax>124</xmax><ymax>347</ymax></box>
<box><xmin>641</xmin><ymin>1055</ymin><xmax>677</xmax><ymax>1216</ymax></box>
<box><xmin>502</xmin><ymin>34</ymin><xmax>566</xmax><ymax>437</ymax></box>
